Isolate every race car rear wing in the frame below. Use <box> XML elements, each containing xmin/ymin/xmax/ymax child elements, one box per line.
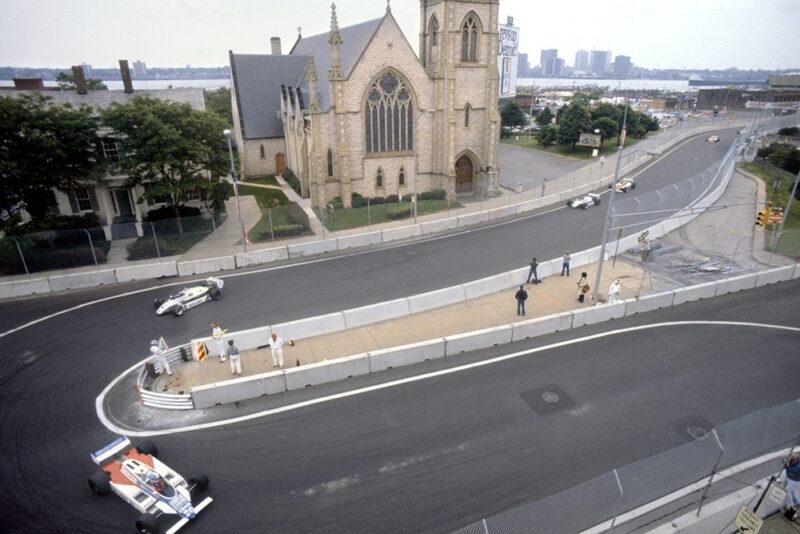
<box><xmin>91</xmin><ymin>436</ymin><xmax>132</xmax><ymax>465</ymax></box>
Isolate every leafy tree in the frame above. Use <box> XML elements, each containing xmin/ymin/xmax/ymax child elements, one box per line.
<box><xmin>55</xmin><ymin>71</ymin><xmax>108</xmax><ymax>91</ymax></box>
<box><xmin>536</xmin><ymin>124</ymin><xmax>558</xmax><ymax>146</ymax></box>
<box><xmin>763</xmin><ymin>144</ymin><xmax>800</xmax><ymax>175</ymax></box>
<box><xmin>591</xmin><ymin>117</ymin><xmax>618</xmax><ymax>146</ymax></box>
<box><xmin>556</xmin><ymin>102</ymin><xmax>592</xmax><ymax>147</ymax></box>
<box><xmin>500</xmin><ymin>99</ymin><xmax>527</xmax><ymax>128</ymax></box>
<box><xmin>204</xmin><ymin>87</ymin><xmax>233</xmax><ymax>126</ymax></box>
<box><xmin>591</xmin><ymin>102</ymin><xmax>622</xmax><ymax>123</ymax></box>
<box><xmin>101</xmin><ymin>96</ymin><xmax>229</xmax><ymax>236</ymax></box>
<box><xmin>0</xmin><ymin>94</ymin><xmax>106</xmax><ymax>221</ymax></box>
<box><xmin>569</xmin><ymin>93</ymin><xmax>592</xmax><ymax>108</ymax></box>
<box><xmin>777</xmin><ymin>127</ymin><xmax>798</xmax><ymax>136</ymax></box>
<box><xmin>535</xmin><ymin>107</ymin><xmax>553</xmax><ymax>127</ymax></box>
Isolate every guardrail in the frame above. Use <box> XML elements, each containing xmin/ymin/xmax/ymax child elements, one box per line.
<box><xmin>135</xmin><ymin>344</ymin><xmax>194</xmax><ymax>410</ymax></box>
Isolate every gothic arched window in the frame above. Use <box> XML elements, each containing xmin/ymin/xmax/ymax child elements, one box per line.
<box><xmin>461</xmin><ymin>15</ymin><xmax>479</xmax><ymax>62</ymax></box>
<box><xmin>430</xmin><ymin>16</ymin><xmax>439</xmax><ymax>46</ymax></box>
<box><xmin>327</xmin><ymin>149</ymin><xmax>333</xmax><ymax>177</ymax></box>
<box><xmin>259</xmin><ymin>144</ymin><xmax>266</xmax><ymax>159</ymax></box>
<box><xmin>376</xmin><ymin>168</ymin><xmax>384</xmax><ymax>188</ymax></box>
<box><xmin>365</xmin><ymin>72</ymin><xmax>414</xmax><ymax>153</ymax></box>
<box><xmin>399</xmin><ymin>167</ymin><xmax>406</xmax><ymax>186</ymax></box>
<box><xmin>465</xmin><ymin>104</ymin><xmax>471</xmax><ymax>128</ymax></box>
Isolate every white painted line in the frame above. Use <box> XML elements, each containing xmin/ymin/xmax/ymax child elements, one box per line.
<box><xmin>96</xmin><ymin>321</ymin><xmax>800</xmax><ymax>437</ymax></box>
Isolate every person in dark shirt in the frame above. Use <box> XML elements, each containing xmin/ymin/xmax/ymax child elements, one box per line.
<box><xmin>515</xmin><ymin>285</ymin><xmax>528</xmax><ymax>316</ymax></box>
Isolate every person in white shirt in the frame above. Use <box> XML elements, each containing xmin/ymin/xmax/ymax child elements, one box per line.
<box><xmin>149</xmin><ymin>340</ymin><xmax>172</xmax><ymax>376</ymax></box>
<box><xmin>211</xmin><ymin>322</ymin><xmax>226</xmax><ymax>363</ymax></box>
<box><xmin>608</xmin><ymin>280</ymin><xmax>621</xmax><ymax>304</ymax></box>
<box><xmin>270</xmin><ymin>333</ymin><xmax>285</xmax><ymax>367</ymax></box>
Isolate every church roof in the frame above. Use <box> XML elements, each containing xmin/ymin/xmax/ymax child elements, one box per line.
<box><xmin>229</xmin><ymin>53</ymin><xmax>307</xmax><ymax>139</ymax></box>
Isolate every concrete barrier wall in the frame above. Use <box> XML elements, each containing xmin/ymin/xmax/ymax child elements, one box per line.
<box><xmin>457</xmin><ymin>212</ymin><xmax>488</xmax><ymax>227</ymax></box>
<box><xmin>191</xmin><ymin>326</ymin><xmax>272</xmax><ymax>358</ymax></box>
<box><xmin>538</xmin><ymin>259</ymin><xmax>560</xmax><ymax>279</ymax></box>
<box><xmin>794</xmin><ymin>264</ymin><xmax>800</xmax><ymax>279</ymax></box>
<box><xmin>343</xmin><ymin>298</ymin><xmax>410</xmax><ymax>329</ymax></box>
<box><xmin>284</xmin><ymin>355</ymin><xmax>371</xmax><ymax>390</ymax></box>
<box><xmin>272</xmin><ymin>312</ymin><xmax>346</xmax><ymax>341</ymax></box>
<box><xmin>421</xmin><ymin>218</ymin><xmax>458</xmax><ymax>235</ymax></box>
<box><xmin>369</xmin><ymin>339</ymin><xmax>446</xmax><ymax>372</ymax></box>
<box><xmin>235</xmin><ymin>247</ymin><xmax>289</xmax><ymax>268</ymax></box>
<box><xmin>115</xmin><ymin>261</ymin><xmax>178</xmax><ymax>283</ymax></box>
<box><xmin>407</xmin><ymin>286</ymin><xmax>466</xmax><ymax>314</ymax></box>
<box><xmin>382</xmin><ymin>225</ymin><xmax>422</xmax><ymax>242</ymax></box>
<box><xmin>511</xmin><ymin>312</ymin><xmax>573</xmax><ymax>341</ymax></box>
<box><xmin>0</xmin><ymin>278</ymin><xmax>51</xmax><ymax>299</ymax></box>
<box><xmin>672</xmin><ymin>282</ymin><xmax>719</xmax><ymax>305</ymax></box>
<box><xmin>462</xmin><ymin>273</ymin><xmax>515</xmax><ymax>300</ymax></box>
<box><xmin>714</xmin><ymin>273</ymin><xmax>757</xmax><ymax>296</ymax></box>
<box><xmin>487</xmin><ymin>205</ymin><xmax>517</xmax><ymax>220</ymax></box>
<box><xmin>49</xmin><ymin>269</ymin><xmax>117</xmax><ymax>291</ymax></box>
<box><xmin>572</xmin><ymin>301</ymin><xmax>627</xmax><ymax>327</ymax></box>
<box><xmin>516</xmin><ymin>199</ymin><xmax>542</xmax><ymax>213</ymax></box>
<box><xmin>444</xmin><ymin>325</ymin><xmax>513</xmax><ymax>355</ymax></box>
<box><xmin>755</xmin><ymin>265</ymin><xmax>795</xmax><ymax>286</ymax></box>
<box><xmin>624</xmin><ymin>291</ymin><xmax>675</xmax><ymax>315</ymax></box>
<box><xmin>287</xmin><ymin>238</ymin><xmax>338</xmax><ymax>258</ymax></box>
<box><xmin>191</xmin><ymin>372</ymin><xmax>287</xmax><ymax>409</ymax></box>
<box><xmin>177</xmin><ymin>256</ymin><xmax>236</xmax><ymax>276</ymax></box>
<box><xmin>337</xmin><ymin>231</ymin><xmax>382</xmax><ymax>250</ymax></box>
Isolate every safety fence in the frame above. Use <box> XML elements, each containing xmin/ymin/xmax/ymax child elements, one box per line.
<box><xmin>0</xmin><ymin>226</ymin><xmax>108</xmax><ymax>276</ymax></box>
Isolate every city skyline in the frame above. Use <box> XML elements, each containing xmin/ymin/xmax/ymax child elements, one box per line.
<box><xmin>1</xmin><ymin>0</ymin><xmax>798</xmax><ymax>71</ymax></box>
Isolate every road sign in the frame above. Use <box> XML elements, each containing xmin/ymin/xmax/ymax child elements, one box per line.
<box><xmin>734</xmin><ymin>505</ymin><xmax>763</xmax><ymax>533</ymax></box>
<box><xmin>768</xmin><ymin>212</ymin><xmax>783</xmax><ymax>224</ymax></box>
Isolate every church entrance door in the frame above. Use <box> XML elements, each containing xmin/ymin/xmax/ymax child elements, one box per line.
<box><xmin>275</xmin><ymin>153</ymin><xmax>286</xmax><ymax>174</ymax></box>
<box><xmin>455</xmin><ymin>155</ymin><xmax>473</xmax><ymax>193</ymax></box>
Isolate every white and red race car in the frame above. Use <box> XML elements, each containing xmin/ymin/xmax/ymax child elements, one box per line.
<box><xmin>610</xmin><ymin>177</ymin><xmax>636</xmax><ymax>193</ymax></box>
<box><xmin>89</xmin><ymin>436</ymin><xmax>212</xmax><ymax>533</ymax></box>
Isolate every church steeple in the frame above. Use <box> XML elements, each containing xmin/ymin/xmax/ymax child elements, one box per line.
<box><xmin>328</xmin><ymin>3</ymin><xmax>344</xmax><ymax>81</ymax></box>
<box><xmin>307</xmin><ymin>55</ymin><xmax>320</xmax><ymax>113</ymax></box>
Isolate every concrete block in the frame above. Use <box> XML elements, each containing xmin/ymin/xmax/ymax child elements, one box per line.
<box><xmin>569</xmin><ymin>251</ymin><xmax>590</xmax><ymax>270</ymax></box>
<box><xmin>191</xmin><ymin>371</ymin><xmax>287</xmax><ymax>409</ymax></box>
<box><xmin>49</xmin><ymin>269</ymin><xmax>117</xmax><ymax>291</ymax></box>
<box><xmin>462</xmin><ymin>272</ymin><xmax>515</xmax><ymax>300</ymax></box>
<box><xmin>369</xmin><ymin>339</ymin><xmax>446</xmax><ymax>372</ymax></box>
<box><xmin>623</xmin><ymin>291</ymin><xmax>675</xmax><ymax>315</ymax></box>
<box><xmin>444</xmin><ymin>325</ymin><xmax>513</xmax><ymax>355</ymax></box>
<box><xmin>381</xmin><ymin>225</ymin><xmax>422</xmax><ymax>243</ymax></box>
<box><xmin>0</xmin><ymin>278</ymin><xmax>51</xmax><ymax>299</ymax></box>
<box><xmin>538</xmin><ymin>259</ymin><xmax>560</xmax><ymax>279</ymax></box>
<box><xmin>755</xmin><ymin>265</ymin><xmax>795</xmax><ymax>287</ymax></box>
<box><xmin>284</xmin><ymin>355</ymin><xmax>371</xmax><ymax>390</ymax></box>
<box><xmin>235</xmin><ymin>247</ymin><xmax>289</xmax><ymax>268</ymax></box>
<box><xmin>272</xmin><ymin>312</ymin><xmax>346</xmax><ymax>341</ymax></box>
<box><xmin>714</xmin><ymin>273</ymin><xmax>757</xmax><ymax>296</ymax></box>
<box><xmin>343</xmin><ymin>298</ymin><xmax>410</xmax><ymax>329</ymax></box>
<box><xmin>407</xmin><ymin>286</ymin><xmax>466</xmax><ymax>314</ymax></box>
<box><xmin>191</xmin><ymin>325</ymin><xmax>272</xmax><ymax>356</ymax></box>
<box><xmin>486</xmin><ymin>205</ymin><xmax>516</xmax><ymax>220</ymax></box>
<box><xmin>795</xmin><ymin>264</ymin><xmax>800</xmax><ymax>280</ymax></box>
<box><xmin>516</xmin><ymin>198</ymin><xmax>542</xmax><ymax>213</ymax></box>
<box><xmin>456</xmin><ymin>212</ymin><xmax>488</xmax><ymax>228</ymax></box>
<box><xmin>511</xmin><ymin>312</ymin><xmax>574</xmax><ymax>341</ymax></box>
<box><xmin>177</xmin><ymin>255</ymin><xmax>236</xmax><ymax>276</ymax></box>
<box><xmin>115</xmin><ymin>261</ymin><xmax>177</xmax><ymax>283</ymax></box>
<box><xmin>672</xmin><ymin>282</ymin><xmax>719</xmax><ymax>305</ymax></box>
<box><xmin>336</xmin><ymin>231</ymin><xmax>382</xmax><ymax>250</ymax></box>
<box><xmin>421</xmin><ymin>217</ymin><xmax>458</xmax><ymax>235</ymax></box>
<box><xmin>571</xmin><ymin>302</ymin><xmax>627</xmax><ymax>327</ymax></box>
<box><xmin>287</xmin><ymin>238</ymin><xmax>338</xmax><ymax>258</ymax></box>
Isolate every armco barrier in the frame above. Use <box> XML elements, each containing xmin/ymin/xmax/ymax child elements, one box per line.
<box><xmin>714</xmin><ymin>273</ymin><xmax>757</xmax><ymax>296</ymax></box>
<box><xmin>571</xmin><ymin>301</ymin><xmax>627</xmax><ymax>327</ymax></box>
<box><xmin>115</xmin><ymin>261</ymin><xmax>177</xmax><ymax>283</ymax></box>
<box><xmin>191</xmin><ymin>371</ymin><xmax>287</xmax><ymax>409</ymax></box>
<box><xmin>272</xmin><ymin>312</ymin><xmax>346</xmax><ymax>341</ymax></box>
<box><xmin>421</xmin><ymin>217</ymin><xmax>458</xmax><ymax>235</ymax></box>
<box><xmin>382</xmin><ymin>224</ymin><xmax>422</xmax><ymax>242</ymax></box>
<box><xmin>511</xmin><ymin>312</ymin><xmax>574</xmax><ymax>342</ymax></box>
<box><xmin>284</xmin><ymin>355</ymin><xmax>371</xmax><ymax>390</ymax></box>
<box><xmin>235</xmin><ymin>247</ymin><xmax>289</xmax><ymax>268</ymax></box>
<box><xmin>177</xmin><ymin>255</ymin><xmax>236</xmax><ymax>276</ymax></box>
<box><xmin>337</xmin><ymin>231</ymin><xmax>382</xmax><ymax>250</ymax></box>
<box><xmin>462</xmin><ymin>272</ymin><xmax>515</xmax><ymax>300</ymax></box>
<box><xmin>672</xmin><ymin>281</ymin><xmax>719</xmax><ymax>305</ymax></box>
<box><xmin>444</xmin><ymin>325</ymin><xmax>513</xmax><ymax>355</ymax></box>
<box><xmin>407</xmin><ymin>286</ymin><xmax>466</xmax><ymax>314</ymax></box>
<box><xmin>755</xmin><ymin>265</ymin><xmax>795</xmax><ymax>286</ymax></box>
<box><xmin>624</xmin><ymin>291</ymin><xmax>675</xmax><ymax>315</ymax></box>
<box><xmin>287</xmin><ymin>238</ymin><xmax>338</xmax><ymax>258</ymax></box>
<box><xmin>0</xmin><ymin>277</ymin><xmax>51</xmax><ymax>299</ymax></box>
<box><xmin>369</xmin><ymin>339</ymin><xmax>446</xmax><ymax>372</ymax></box>
<box><xmin>49</xmin><ymin>269</ymin><xmax>117</xmax><ymax>291</ymax></box>
<box><xmin>343</xmin><ymin>298</ymin><xmax>410</xmax><ymax>329</ymax></box>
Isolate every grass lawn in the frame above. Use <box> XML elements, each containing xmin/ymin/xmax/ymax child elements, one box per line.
<box><xmin>236</xmin><ymin>183</ymin><xmax>289</xmax><ymax>207</ymax></box>
<box><xmin>244</xmin><ymin>175</ymin><xmax>280</xmax><ymax>186</ymax></box>
<box><xmin>502</xmin><ymin>133</ymin><xmax>647</xmax><ymax>159</ymax></box>
<box><xmin>127</xmin><ymin>218</ymin><xmax>219</xmax><ymax>260</ymax></box>
<box><xmin>314</xmin><ymin>199</ymin><xmax>462</xmax><ymax>231</ymax></box>
<box><xmin>234</xmin><ymin>183</ymin><xmax>313</xmax><ymax>242</ymax></box>
<box><xmin>741</xmin><ymin>162</ymin><xmax>800</xmax><ymax>258</ymax></box>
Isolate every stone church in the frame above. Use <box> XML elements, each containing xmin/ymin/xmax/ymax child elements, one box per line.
<box><xmin>229</xmin><ymin>0</ymin><xmax>501</xmax><ymax>208</ymax></box>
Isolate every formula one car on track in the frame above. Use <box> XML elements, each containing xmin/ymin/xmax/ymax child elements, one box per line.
<box><xmin>153</xmin><ymin>277</ymin><xmax>224</xmax><ymax>317</ymax></box>
<box><xmin>706</xmin><ymin>135</ymin><xmax>720</xmax><ymax>143</ymax></box>
<box><xmin>610</xmin><ymin>177</ymin><xmax>636</xmax><ymax>193</ymax></box>
<box><xmin>88</xmin><ymin>436</ymin><xmax>212</xmax><ymax>533</ymax></box>
<box><xmin>566</xmin><ymin>193</ymin><xmax>601</xmax><ymax>209</ymax></box>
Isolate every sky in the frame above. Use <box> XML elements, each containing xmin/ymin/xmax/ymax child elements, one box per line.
<box><xmin>1</xmin><ymin>0</ymin><xmax>799</xmax><ymax>71</ymax></box>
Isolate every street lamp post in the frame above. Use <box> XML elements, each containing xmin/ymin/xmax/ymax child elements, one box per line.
<box><xmin>223</xmin><ymin>129</ymin><xmax>247</xmax><ymax>252</ymax></box>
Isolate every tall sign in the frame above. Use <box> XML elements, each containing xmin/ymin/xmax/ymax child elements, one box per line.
<box><xmin>498</xmin><ymin>17</ymin><xmax>519</xmax><ymax>99</ymax></box>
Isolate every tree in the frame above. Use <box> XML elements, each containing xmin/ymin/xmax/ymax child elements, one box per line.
<box><xmin>536</xmin><ymin>124</ymin><xmax>558</xmax><ymax>146</ymax></box>
<box><xmin>535</xmin><ymin>107</ymin><xmax>553</xmax><ymax>127</ymax></box>
<box><xmin>55</xmin><ymin>71</ymin><xmax>108</xmax><ymax>91</ymax></box>
<box><xmin>101</xmin><ymin>96</ymin><xmax>229</xmax><ymax>237</ymax></box>
<box><xmin>764</xmin><ymin>144</ymin><xmax>800</xmax><ymax>175</ymax></box>
<box><xmin>778</xmin><ymin>127</ymin><xmax>799</xmax><ymax>137</ymax></box>
<box><xmin>204</xmin><ymin>87</ymin><xmax>233</xmax><ymax>127</ymax></box>
<box><xmin>591</xmin><ymin>102</ymin><xmax>622</xmax><ymax>124</ymax></box>
<box><xmin>0</xmin><ymin>94</ymin><xmax>106</xmax><ymax>221</ymax></box>
<box><xmin>592</xmin><ymin>117</ymin><xmax>618</xmax><ymax>146</ymax></box>
<box><xmin>500</xmin><ymin>99</ymin><xmax>527</xmax><ymax>128</ymax></box>
<box><xmin>556</xmin><ymin>102</ymin><xmax>592</xmax><ymax>147</ymax></box>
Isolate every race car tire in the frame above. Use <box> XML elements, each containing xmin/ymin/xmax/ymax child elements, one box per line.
<box><xmin>173</xmin><ymin>305</ymin><xmax>186</xmax><ymax>317</ymax></box>
<box><xmin>630</xmin><ymin>183</ymin><xmax>636</xmax><ymax>189</ymax></box>
<box><xmin>581</xmin><ymin>204</ymin><xmax>587</xmax><ymax>210</ymax></box>
<box><xmin>135</xmin><ymin>440</ymin><xmax>158</xmax><ymax>457</ymax></box>
<box><xmin>594</xmin><ymin>198</ymin><xmax>601</xmax><ymax>205</ymax></box>
<box><xmin>88</xmin><ymin>470</ymin><xmax>111</xmax><ymax>495</ymax></box>
<box><xmin>566</xmin><ymin>201</ymin><xmax>572</xmax><ymax>207</ymax></box>
<box><xmin>210</xmin><ymin>288</ymin><xmax>223</xmax><ymax>300</ymax></box>
<box><xmin>135</xmin><ymin>513</ymin><xmax>161</xmax><ymax>534</ymax></box>
<box><xmin>188</xmin><ymin>472</ymin><xmax>210</xmax><ymax>500</ymax></box>
<box><xmin>152</xmin><ymin>298</ymin><xmax>163</xmax><ymax>309</ymax></box>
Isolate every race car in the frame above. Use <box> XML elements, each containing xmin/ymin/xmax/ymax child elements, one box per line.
<box><xmin>566</xmin><ymin>193</ymin><xmax>601</xmax><ymax>209</ymax></box>
<box><xmin>706</xmin><ymin>135</ymin><xmax>720</xmax><ymax>143</ymax></box>
<box><xmin>610</xmin><ymin>177</ymin><xmax>636</xmax><ymax>193</ymax></box>
<box><xmin>153</xmin><ymin>277</ymin><xmax>224</xmax><ymax>317</ymax></box>
<box><xmin>88</xmin><ymin>436</ymin><xmax>212</xmax><ymax>533</ymax></box>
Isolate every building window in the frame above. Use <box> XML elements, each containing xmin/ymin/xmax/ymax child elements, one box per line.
<box><xmin>399</xmin><ymin>167</ymin><xmax>405</xmax><ymax>186</ymax></box>
<box><xmin>365</xmin><ymin>71</ymin><xmax>414</xmax><ymax>153</ymax></box>
<box><xmin>260</xmin><ymin>145</ymin><xmax>266</xmax><ymax>159</ymax></box>
<box><xmin>465</xmin><ymin>104</ymin><xmax>471</xmax><ymax>128</ymax></box>
<box><xmin>430</xmin><ymin>16</ymin><xmax>438</xmax><ymax>46</ymax></box>
<box><xmin>101</xmin><ymin>139</ymin><xmax>119</xmax><ymax>162</ymax></box>
<box><xmin>75</xmin><ymin>188</ymin><xmax>92</xmax><ymax>211</ymax></box>
<box><xmin>461</xmin><ymin>15</ymin><xmax>479</xmax><ymax>62</ymax></box>
<box><xmin>376</xmin><ymin>168</ymin><xmax>384</xmax><ymax>188</ymax></box>
<box><xmin>327</xmin><ymin>149</ymin><xmax>334</xmax><ymax>177</ymax></box>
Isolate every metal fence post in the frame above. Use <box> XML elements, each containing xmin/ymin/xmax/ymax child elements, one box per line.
<box><xmin>83</xmin><ymin>229</ymin><xmax>98</xmax><ymax>266</ymax></box>
<box><xmin>151</xmin><ymin>222</ymin><xmax>161</xmax><ymax>259</ymax></box>
<box><xmin>268</xmin><ymin>209</ymin><xmax>275</xmax><ymax>243</ymax></box>
<box><xmin>367</xmin><ymin>198</ymin><xmax>371</xmax><ymax>231</ymax></box>
<box><xmin>11</xmin><ymin>237</ymin><xmax>29</xmax><ymax>275</ymax></box>
<box><xmin>696</xmin><ymin>429</ymin><xmax>724</xmax><ymax>517</ymax></box>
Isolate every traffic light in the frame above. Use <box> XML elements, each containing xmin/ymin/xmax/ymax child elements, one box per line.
<box><xmin>755</xmin><ymin>209</ymin><xmax>768</xmax><ymax>226</ymax></box>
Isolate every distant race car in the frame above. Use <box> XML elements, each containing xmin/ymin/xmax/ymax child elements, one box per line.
<box><xmin>610</xmin><ymin>177</ymin><xmax>636</xmax><ymax>193</ymax></box>
<box><xmin>566</xmin><ymin>193</ymin><xmax>601</xmax><ymax>209</ymax></box>
<box><xmin>706</xmin><ymin>135</ymin><xmax>720</xmax><ymax>143</ymax></box>
<box><xmin>153</xmin><ymin>277</ymin><xmax>224</xmax><ymax>317</ymax></box>
<box><xmin>88</xmin><ymin>436</ymin><xmax>212</xmax><ymax>534</ymax></box>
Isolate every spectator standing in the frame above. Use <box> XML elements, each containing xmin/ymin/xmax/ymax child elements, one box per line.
<box><xmin>226</xmin><ymin>339</ymin><xmax>242</xmax><ymax>375</ymax></box>
<box><xmin>561</xmin><ymin>252</ymin><xmax>571</xmax><ymax>276</ymax></box>
<box><xmin>211</xmin><ymin>321</ymin><xmax>227</xmax><ymax>363</ymax></box>
<box><xmin>515</xmin><ymin>285</ymin><xmax>528</xmax><ymax>316</ymax></box>
<box><xmin>608</xmin><ymin>280</ymin><xmax>621</xmax><ymax>304</ymax></box>
<box><xmin>270</xmin><ymin>333</ymin><xmax>285</xmax><ymax>367</ymax></box>
<box><xmin>526</xmin><ymin>257</ymin><xmax>540</xmax><ymax>284</ymax></box>
<box><xmin>577</xmin><ymin>272</ymin><xmax>589</xmax><ymax>303</ymax></box>
<box><xmin>784</xmin><ymin>452</ymin><xmax>800</xmax><ymax>520</ymax></box>
<box><xmin>149</xmin><ymin>340</ymin><xmax>173</xmax><ymax>376</ymax></box>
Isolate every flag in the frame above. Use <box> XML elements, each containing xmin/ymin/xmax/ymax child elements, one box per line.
<box><xmin>158</xmin><ymin>337</ymin><xmax>169</xmax><ymax>352</ymax></box>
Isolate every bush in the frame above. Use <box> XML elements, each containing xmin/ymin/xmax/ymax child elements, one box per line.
<box><xmin>282</xmin><ymin>168</ymin><xmax>301</xmax><ymax>196</ymax></box>
<box><xmin>262</xmin><ymin>224</ymin><xmax>305</xmax><ymax>239</ymax></box>
<box><xmin>778</xmin><ymin>127</ymin><xmax>799</xmax><ymax>136</ymax></box>
<box><xmin>385</xmin><ymin>194</ymin><xmax>399</xmax><ymax>203</ymax></box>
<box><xmin>386</xmin><ymin>205</ymin><xmax>412</xmax><ymax>219</ymax></box>
<box><xmin>328</xmin><ymin>196</ymin><xmax>344</xmax><ymax>209</ymax></box>
<box><xmin>369</xmin><ymin>196</ymin><xmax>386</xmax><ymax>205</ymax></box>
<box><xmin>351</xmin><ymin>193</ymin><xmax>368</xmax><ymax>208</ymax></box>
<box><xmin>5</xmin><ymin>213</ymin><xmax>102</xmax><ymax>236</ymax></box>
<box><xmin>419</xmin><ymin>188</ymin><xmax>446</xmax><ymax>200</ymax></box>
<box><xmin>283</xmin><ymin>203</ymin><xmax>309</xmax><ymax>228</ymax></box>
<box><xmin>144</xmin><ymin>205</ymin><xmax>201</xmax><ymax>221</ymax></box>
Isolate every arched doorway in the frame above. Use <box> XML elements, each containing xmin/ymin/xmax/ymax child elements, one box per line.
<box><xmin>455</xmin><ymin>155</ymin><xmax>474</xmax><ymax>193</ymax></box>
<box><xmin>275</xmin><ymin>153</ymin><xmax>286</xmax><ymax>174</ymax></box>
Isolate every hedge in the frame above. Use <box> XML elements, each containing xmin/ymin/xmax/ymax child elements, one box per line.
<box><xmin>386</xmin><ymin>205</ymin><xmax>412</xmax><ymax>219</ymax></box>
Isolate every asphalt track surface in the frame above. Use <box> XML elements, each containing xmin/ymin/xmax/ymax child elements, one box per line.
<box><xmin>4</xmin><ymin>129</ymin><xmax>787</xmax><ymax>534</ymax></box>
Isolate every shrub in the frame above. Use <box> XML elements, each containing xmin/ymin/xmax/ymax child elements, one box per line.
<box><xmin>351</xmin><ymin>192</ymin><xmax>368</xmax><ymax>208</ymax></box>
<box><xmin>5</xmin><ymin>213</ymin><xmax>102</xmax><ymax>236</ymax></box>
<box><xmin>283</xmin><ymin>203</ymin><xmax>309</xmax><ymax>228</ymax></box>
<box><xmin>369</xmin><ymin>196</ymin><xmax>386</xmax><ymax>205</ymax></box>
<box><xmin>386</xmin><ymin>205</ymin><xmax>412</xmax><ymax>219</ymax></box>
<box><xmin>282</xmin><ymin>168</ymin><xmax>301</xmax><ymax>195</ymax></box>
<box><xmin>271</xmin><ymin>224</ymin><xmax>305</xmax><ymax>237</ymax></box>
<box><xmin>385</xmin><ymin>194</ymin><xmax>399</xmax><ymax>203</ymax></box>
<box><xmin>144</xmin><ymin>205</ymin><xmax>202</xmax><ymax>221</ymax></box>
<box><xmin>419</xmin><ymin>188</ymin><xmax>446</xmax><ymax>200</ymax></box>
<box><xmin>778</xmin><ymin>127</ymin><xmax>799</xmax><ymax>136</ymax></box>
<box><xmin>328</xmin><ymin>196</ymin><xmax>344</xmax><ymax>209</ymax></box>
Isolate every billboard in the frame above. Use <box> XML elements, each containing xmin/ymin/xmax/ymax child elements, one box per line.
<box><xmin>498</xmin><ymin>18</ymin><xmax>519</xmax><ymax>99</ymax></box>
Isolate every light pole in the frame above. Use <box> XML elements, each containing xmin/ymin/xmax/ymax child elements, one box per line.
<box><xmin>223</xmin><ymin>129</ymin><xmax>247</xmax><ymax>252</ymax></box>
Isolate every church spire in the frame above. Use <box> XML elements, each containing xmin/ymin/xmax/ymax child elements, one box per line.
<box><xmin>307</xmin><ymin>55</ymin><xmax>320</xmax><ymax>113</ymax></box>
<box><xmin>386</xmin><ymin>0</ymin><xmax>391</xmax><ymax>15</ymax></box>
<box><xmin>328</xmin><ymin>3</ymin><xmax>344</xmax><ymax>80</ymax></box>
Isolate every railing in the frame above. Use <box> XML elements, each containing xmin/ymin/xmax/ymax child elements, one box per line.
<box><xmin>136</xmin><ymin>344</ymin><xmax>194</xmax><ymax>410</ymax></box>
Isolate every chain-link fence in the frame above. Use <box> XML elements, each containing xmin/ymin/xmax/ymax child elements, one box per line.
<box><xmin>125</xmin><ymin>213</ymin><xmax>226</xmax><ymax>260</ymax></box>
<box><xmin>0</xmin><ymin>226</ymin><xmax>109</xmax><ymax>275</ymax></box>
<box><xmin>453</xmin><ymin>399</ymin><xmax>800</xmax><ymax>534</ymax></box>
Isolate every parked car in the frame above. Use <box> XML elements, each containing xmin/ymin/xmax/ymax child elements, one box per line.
<box><xmin>153</xmin><ymin>277</ymin><xmax>224</xmax><ymax>317</ymax></box>
<box><xmin>566</xmin><ymin>193</ymin><xmax>601</xmax><ymax>209</ymax></box>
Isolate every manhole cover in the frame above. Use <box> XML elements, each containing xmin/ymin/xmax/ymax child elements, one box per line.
<box><xmin>520</xmin><ymin>385</ymin><xmax>575</xmax><ymax>415</ymax></box>
<box><xmin>542</xmin><ymin>392</ymin><xmax>560</xmax><ymax>403</ymax></box>
<box><xmin>687</xmin><ymin>426</ymin><xmax>708</xmax><ymax>440</ymax></box>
